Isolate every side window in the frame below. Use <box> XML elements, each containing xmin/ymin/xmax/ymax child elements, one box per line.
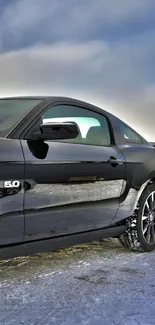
<box><xmin>118</xmin><ymin>121</ymin><xmax>142</xmax><ymax>144</ymax></box>
<box><xmin>41</xmin><ymin>104</ymin><xmax>111</xmax><ymax>146</ymax></box>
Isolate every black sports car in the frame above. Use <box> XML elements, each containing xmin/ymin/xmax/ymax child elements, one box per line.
<box><xmin>0</xmin><ymin>96</ymin><xmax>155</xmax><ymax>259</ymax></box>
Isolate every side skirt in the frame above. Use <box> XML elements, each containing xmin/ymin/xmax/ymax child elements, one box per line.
<box><xmin>0</xmin><ymin>225</ymin><xmax>126</xmax><ymax>260</ymax></box>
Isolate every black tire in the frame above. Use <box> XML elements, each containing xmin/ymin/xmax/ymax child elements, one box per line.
<box><xmin>118</xmin><ymin>183</ymin><xmax>155</xmax><ymax>252</ymax></box>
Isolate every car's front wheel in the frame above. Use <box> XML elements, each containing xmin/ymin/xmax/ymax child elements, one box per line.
<box><xmin>118</xmin><ymin>183</ymin><xmax>155</xmax><ymax>252</ymax></box>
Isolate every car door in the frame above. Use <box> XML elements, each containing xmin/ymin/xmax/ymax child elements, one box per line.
<box><xmin>0</xmin><ymin>98</ymin><xmax>44</xmax><ymax>247</ymax></box>
<box><xmin>0</xmin><ymin>138</ymin><xmax>24</xmax><ymax>246</ymax></box>
<box><xmin>21</xmin><ymin>102</ymin><xmax>126</xmax><ymax>242</ymax></box>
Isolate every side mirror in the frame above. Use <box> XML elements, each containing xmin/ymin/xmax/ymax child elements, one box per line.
<box><xmin>33</xmin><ymin>122</ymin><xmax>79</xmax><ymax>140</ymax></box>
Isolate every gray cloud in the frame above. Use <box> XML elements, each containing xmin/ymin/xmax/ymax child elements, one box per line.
<box><xmin>0</xmin><ymin>0</ymin><xmax>155</xmax><ymax>141</ymax></box>
<box><xmin>0</xmin><ymin>0</ymin><xmax>154</xmax><ymax>50</ymax></box>
<box><xmin>1</xmin><ymin>32</ymin><xmax>155</xmax><ymax>140</ymax></box>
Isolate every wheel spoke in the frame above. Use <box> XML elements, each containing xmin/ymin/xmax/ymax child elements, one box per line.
<box><xmin>151</xmin><ymin>192</ymin><xmax>155</xmax><ymax>205</ymax></box>
<box><xmin>142</xmin><ymin>215</ymin><xmax>149</xmax><ymax>221</ymax></box>
<box><xmin>144</xmin><ymin>199</ymin><xmax>151</xmax><ymax>214</ymax></box>
<box><xmin>145</xmin><ymin>225</ymin><xmax>151</xmax><ymax>243</ymax></box>
<box><xmin>143</xmin><ymin>223</ymin><xmax>149</xmax><ymax>235</ymax></box>
<box><xmin>145</xmin><ymin>200</ymin><xmax>150</xmax><ymax>212</ymax></box>
<box><xmin>149</xmin><ymin>193</ymin><xmax>155</xmax><ymax>211</ymax></box>
<box><xmin>150</xmin><ymin>224</ymin><xmax>155</xmax><ymax>243</ymax></box>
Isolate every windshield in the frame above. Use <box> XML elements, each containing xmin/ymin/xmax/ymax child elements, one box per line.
<box><xmin>0</xmin><ymin>99</ymin><xmax>42</xmax><ymax>137</ymax></box>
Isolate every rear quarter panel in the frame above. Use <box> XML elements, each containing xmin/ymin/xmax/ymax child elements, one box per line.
<box><xmin>112</xmin><ymin>143</ymin><xmax>155</xmax><ymax>224</ymax></box>
<box><xmin>118</xmin><ymin>144</ymin><xmax>155</xmax><ymax>188</ymax></box>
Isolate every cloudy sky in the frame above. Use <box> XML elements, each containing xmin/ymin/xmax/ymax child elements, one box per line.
<box><xmin>0</xmin><ymin>0</ymin><xmax>155</xmax><ymax>140</ymax></box>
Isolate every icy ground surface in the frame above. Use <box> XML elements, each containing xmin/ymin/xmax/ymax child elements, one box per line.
<box><xmin>0</xmin><ymin>239</ymin><xmax>155</xmax><ymax>325</ymax></box>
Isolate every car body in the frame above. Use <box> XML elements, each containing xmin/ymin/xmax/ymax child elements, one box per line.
<box><xmin>0</xmin><ymin>95</ymin><xmax>155</xmax><ymax>259</ymax></box>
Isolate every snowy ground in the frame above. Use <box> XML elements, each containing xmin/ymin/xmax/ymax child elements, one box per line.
<box><xmin>0</xmin><ymin>238</ymin><xmax>155</xmax><ymax>325</ymax></box>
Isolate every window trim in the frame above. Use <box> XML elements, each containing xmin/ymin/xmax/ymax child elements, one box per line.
<box><xmin>111</xmin><ymin>117</ymin><xmax>143</xmax><ymax>145</ymax></box>
<box><xmin>23</xmin><ymin>102</ymin><xmax>114</xmax><ymax>147</ymax></box>
<box><xmin>121</xmin><ymin>123</ymin><xmax>143</xmax><ymax>144</ymax></box>
<box><xmin>0</xmin><ymin>99</ymin><xmax>43</xmax><ymax>139</ymax></box>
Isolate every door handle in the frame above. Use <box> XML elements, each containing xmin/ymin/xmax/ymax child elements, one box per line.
<box><xmin>107</xmin><ymin>157</ymin><xmax>123</xmax><ymax>165</ymax></box>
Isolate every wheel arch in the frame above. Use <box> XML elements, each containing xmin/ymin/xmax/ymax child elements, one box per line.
<box><xmin>118</xmin><ymin>181</ymin><xmax>155</xmax><ymax>252</ymax></box>
<box><xmin>133</xmin><ymin>176</ymin><xmax>155</xmax><ymax>211</ymax></box>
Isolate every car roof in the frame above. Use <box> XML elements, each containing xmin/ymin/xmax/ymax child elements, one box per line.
<box><xmin>0</xmin><ymin>95</ymin><xmax>112</xmax><ymax>117</ymax></box>
<box><xmin>0</xmin><ymin>96</ymin><xmax>47</xmax><ymax>100</ymax></box>
<box><xmin>0</xmin><ymin>95</ymin><xmax>149</xmax><ymax>144</ymax></box>
<box><xmin>0</xmin><ymin>95</ymin><xmax>142</xmax><ymax>131</ymax></box>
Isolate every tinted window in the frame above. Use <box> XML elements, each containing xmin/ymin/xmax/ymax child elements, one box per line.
<box><xmin>42</xmin><ymin>105</ymin><xmax>111</xmax><ymax>146</ymax></box>
<box><xmin>0</xmin><ymin>99</ymin><xmax>41</xmax><ymax>136</ymax></box>
<box><xmin>118</xmin><ymin>120</ymin><xmax>142</xmax><ymax>144</ymax></box>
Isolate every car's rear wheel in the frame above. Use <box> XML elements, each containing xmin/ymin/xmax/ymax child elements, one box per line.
<box><xmin>118</xmin><ymin>184</ymin><xmax>155</xmax><ymax>252</ymax></box>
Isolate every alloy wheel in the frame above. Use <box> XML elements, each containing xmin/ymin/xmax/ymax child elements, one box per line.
<box><xmin>141</xmin><ymin>191</ymin><xmax>155</xmax><ymax>244</ymax></box>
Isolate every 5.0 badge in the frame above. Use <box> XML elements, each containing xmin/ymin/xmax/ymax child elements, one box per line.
<box><xmin>3</xmin><ymin>181</ymin><xmax>21</xmax><ymax>188</ymax></box>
